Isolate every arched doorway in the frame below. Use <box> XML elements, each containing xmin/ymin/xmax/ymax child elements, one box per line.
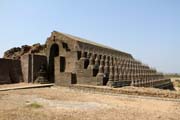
<box><xmin>49</xmin><ymin>44</ymin><xmax>59</xmax><ymax>83</ymax></box>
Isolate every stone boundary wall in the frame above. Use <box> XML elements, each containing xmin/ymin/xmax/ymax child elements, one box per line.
<box><xmin>0</xmin><ymin>58</ymin><xmax>23</xmax><ymax>84</ymax></box>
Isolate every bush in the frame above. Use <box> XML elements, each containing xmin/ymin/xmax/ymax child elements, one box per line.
<box><xmin>27</xmin><ymin>102</ymin><xmax>43</xmax><ymax>108</ymax></box>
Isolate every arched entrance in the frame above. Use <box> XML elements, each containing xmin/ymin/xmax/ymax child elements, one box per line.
<box><xmin>49</xmin><ymin>44</ymin><xmax>59</xmax><ymax>83</ymax></box>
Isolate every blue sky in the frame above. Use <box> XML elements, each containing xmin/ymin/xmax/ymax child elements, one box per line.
<box><xmin>0</xmin><ymin>0</ymin><xmax>179</xmax><ymax>73</ymax></box>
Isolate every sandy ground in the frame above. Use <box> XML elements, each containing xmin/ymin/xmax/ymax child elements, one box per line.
<box><xmin>0</xmin><ymin>86</ymin><xmax>180</xmax><ymax>120</ymax></box>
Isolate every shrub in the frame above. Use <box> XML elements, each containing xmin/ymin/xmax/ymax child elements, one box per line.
<box><xmin>27</xmin><ymin>102</ymin><xmax>43</xmax><ymax>108</ymax></box>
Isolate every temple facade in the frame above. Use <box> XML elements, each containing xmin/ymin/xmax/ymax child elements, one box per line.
<box><xmin>1</xmin><ymin>31</ymin><xmax>172</xmax><ymax>89</ymax></box>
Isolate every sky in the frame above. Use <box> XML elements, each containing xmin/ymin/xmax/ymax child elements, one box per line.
<box><xmin>0</xmin><ymin>0</ymin><xmax>179</xmax><ymax>73</ymax></box>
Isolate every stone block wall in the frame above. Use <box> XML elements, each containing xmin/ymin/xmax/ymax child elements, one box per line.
<box><xmin>21</xmin><ymin>55</ymin><xmax>31</xmax><ymax>83</ymax></box>
<box><xmin>21</xmin><ymin>54</ymin><xmax>47</xmax><ymax>83</ymax></box>
<box><xmin>74</xmin><ymin>50</ymin><xmax>171</xmax><ymax>88</ymax></box>
<box><xmin>0</xmin><ymin>58</ymin><xmax>23</xmax><ymax>84</ymax></box>
<box><xmin>54</xmin><ymin>56</ymin><xmax>72</xmax><ymax>86</ymax></box>
<box><xmin>76</xmin><ymin>69</ymin><xmax>98</xmax><ymax>85</ymax></box>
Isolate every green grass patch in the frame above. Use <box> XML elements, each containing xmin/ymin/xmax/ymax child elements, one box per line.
<box><xmin>27</xmin><ymin>102</ymin><xmax>43</xmax><ymax>108</ymax></box>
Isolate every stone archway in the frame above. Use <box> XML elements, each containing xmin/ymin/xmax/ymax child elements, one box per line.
<box><xmin>49</xmin><ymin>43</ymin><xmax>59</xmax><ymax>83</ymax></box>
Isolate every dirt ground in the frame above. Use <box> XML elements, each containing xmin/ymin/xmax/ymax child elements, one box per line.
<box><xmin>0</xmin><ymin>86</ymin><xmax>180</xmax><ymax>120</ymax></box>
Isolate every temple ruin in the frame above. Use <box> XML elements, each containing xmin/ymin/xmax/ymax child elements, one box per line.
<box><xmin>0</xmin><ymin>31</ymin><xmax>172</xmax><ymax>89</ymax></box>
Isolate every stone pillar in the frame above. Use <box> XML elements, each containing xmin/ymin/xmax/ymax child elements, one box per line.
<box><xmin>87</xmin><ymin>52</ymin><xmax>91</xmax><ymax>59</ymax></box>
<box><xmin>94</xmin><ymin>54</ymin><xmax>100</xmax><ymax>68</ymax></box>
<box><xmin>127</xmin><ymin>70</ymin><xmax>131</xmax><ymax>80</ymax></box>
<box><xmin>118</xmin><ymin>62</ymin><xmax>122</xmax><ymax>70</ymax></box>
<box><xmin>126</xmin><ymin>71</ymin><xmax>131</xmax><ymax>85</ymax></box>
<box><xmin>131</xmin><ymin>79</ymin><xmax>134</xmax><ymax>86</ymax></box>
<box><xmin>88</xmin><ymin>53</ymin><xmax>95</xmax><ymax>69</ymax></box>
<box><xmin>122</xmin><ymin>71</ymin><xmax>126</xmax><ymax>86</ymax></box>
<box><xmin>97</xmin><ymin>55</ymin><xmax>104</xmax><ymax>85</ymax></box>
<box><xmin>80</xmin><ymin>50</ymin><xmax>86</xmax><ymax>60</ymax></box>
<box><xmin>107</xmin><ymin>57</ymin><xmax>114</xmax><ymax>87</ymax></box>
<box><xmin>104</xmin><ymin>56</ymin><xmax>109</xmax><ymax>75</ymax></box>
<box><xmin>114</xmin><ymin>60</ymin><xmax>119</xmax><ymax>82</ymax></box>
<box><xmin>119</xmin><ymin>70</ymin><xmax>123</xmax><ymax>81</ymax></box>
<box><xmin>97</xmin><ymin>56</ymin><xmax>104</xmax><ymax>76</ymax></box>
<box><xmin>130</xmin><ymin>71</ymin><xmax>135</xmax><ymax>86</ymax></box>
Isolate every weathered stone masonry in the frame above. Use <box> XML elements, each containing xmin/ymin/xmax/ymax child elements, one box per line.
<box><xmin>0</xmin><ymin>58</ymin><xmax>23</xmax><ymax>84</ymax></box>
<box><xmin>1</xmin><ymin>31</ymin><xmax>172</xmax><ymax>89</ymax></box>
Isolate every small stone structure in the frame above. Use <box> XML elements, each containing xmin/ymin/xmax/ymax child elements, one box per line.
<box><xmin>34</xmin><ymin>64</ymin><xmax>48</xmax><ymax>84</ymax></box>
<box><xmin>0</xmin><ymin>31</ymin><xmax>172</xmax><ymax>89</ymax></box>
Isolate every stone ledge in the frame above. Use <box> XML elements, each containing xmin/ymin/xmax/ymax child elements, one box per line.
<box><xmin>68</xmin><ymin>84</ymin><xmax>180</xmax><ymax>99</ymax></box>
<box><xmin>0</xmin><ymin>84</ymin><xmax>54</xmax><ymax>91</ymax></box>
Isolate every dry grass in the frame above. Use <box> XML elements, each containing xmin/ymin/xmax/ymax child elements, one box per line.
<box><xmin>0</xmin><ymin>86</ymin><xmax>180</xmax><ymax>120</ymax></box>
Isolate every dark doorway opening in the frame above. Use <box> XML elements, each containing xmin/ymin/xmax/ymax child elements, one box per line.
<box><xmin>84</xmin><ymin>59</ymin><xmax>89</xmax><ymax>69</ymax></box>
<box><xmin>103</xmin><ymin>73</ymin><xmax>109</xmax><ymax>85</ymax></box>
<box><xmin>93</xmin><ymin>68</ymin><xmax>99</xmax><ymax>77</ymax></box>
<box><xmin>77</xmin><ymin>51</ymin><xmax>81</xmax><ymax>60</ymax></box>
<box><xmin>49</xmin><ymin>44</ymin><xmax>59</xmax><ymax>83</ymax></box>
<box><xmin>71</xmin><ymin>73</ymin><xmax>77</xmax><ymax>84</ymax></box>
<box><xmin>60</xmin><ymin>56</ymin><xmax>66</xmax><ymax>72</ymax></box>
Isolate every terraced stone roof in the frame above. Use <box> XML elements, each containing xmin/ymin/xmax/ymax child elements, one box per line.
<box><xmin>54</xmin><ymin>31</ymin><xmax>131</xmax><ymax>56</ymax></box>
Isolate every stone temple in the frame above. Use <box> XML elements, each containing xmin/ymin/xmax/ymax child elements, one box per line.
<box><xmin>0</xmin><ymin>31</ymin><xmax>172</xmax><ymax>88</ymax></box>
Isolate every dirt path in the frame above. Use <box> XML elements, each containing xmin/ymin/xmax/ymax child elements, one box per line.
<box><xmin>0</xmin><ymin>86</ymin><xmax>180</xmax><ymax>120</ymax></box>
